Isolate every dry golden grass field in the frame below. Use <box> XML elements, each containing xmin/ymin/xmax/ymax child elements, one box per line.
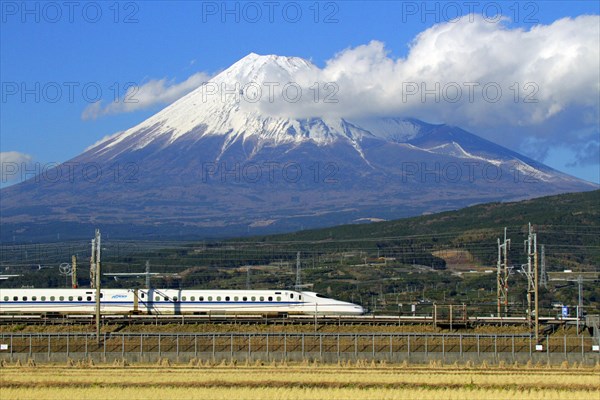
<box><xmin>1</xmin><ymin>361</ymin><xmax>599</xmax><ymax>400</ymax></box>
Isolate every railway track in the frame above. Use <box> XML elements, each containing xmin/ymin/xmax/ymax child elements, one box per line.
<box><xmin>0</xmin><ymin>314</ymin><xmax>579</xmax><ymax>327</ymax></box>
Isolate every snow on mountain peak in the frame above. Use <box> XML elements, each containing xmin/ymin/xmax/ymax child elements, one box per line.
<box><xmin>86</xmin><ymin>53</ymin><xmax>563</xmax><ymax>184</ymax></box>
<box><xmin>93</xmin><ymin>53</ymin><xmax>361</xmax><ymax>157</ymax></box>
<box><xmin>217</xmin><ymin>53</ymin><xmax>316</xmax><ymax>85</ymax></box>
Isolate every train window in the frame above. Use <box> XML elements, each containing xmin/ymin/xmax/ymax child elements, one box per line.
<box><xmin>251</xmin><ymin>296</ymin><xmax>256</xmax><ymax>301</ymax></box>
<box><xmin>190</xmin><ymin>296</ymin><xmax>195</xmax><ymax>301</ymax></box>
<box><xmin>13</xmin><ymin>296</ymin><xmax>18</xmax><ymax>301</ymax></box>
<box><xmin>41</xmin><ymin>296</ymin><xmax>46</xmax><ymax>301</ymax></box>
<box><xmin>217</xmin><ymin>296</ymin><xmax>221</xmax><ymax>301</ymax></box>
<box><xmin>276</xmin><ymin>296</ymin><xmax>281</xmax><ymax>301</ymax></box>
<box><xmin>268</xmin><ymin>297</ymin><xmax>273</xmax><ymax>302</ymax></box>
<box><xmin>234</xmin><ymin>296</ymin><xmax>238</xmax><ymax>301</ymax></box>
<box><xmin>299</xmin><ymin>295</ymin><xmax>302</xmax><ymax>300</ymax></box>
<box><xmin>259</xmin><ymin>296</ymin><xmax>264</xmax><ymax>301</ymax></box>
<box><xmin>3</xmin><ymin>296</ymin><xmax>8</xmax><ymax>301</ymax></box>
<box><xmin>173</xmin><ymin>297</ymin><xmax>178</xmax><ymax>302</ymax></box>
<box><xmin>275</xmin><ymin>292</ymin><xmax>281</xmax><ymax>294</ymax></box>
<box><xmin>87</xmin><ymin>296</ymin><xmax>92</xmax><ymax>301</ymax></box>
<box><xmin>68</xmin><ymin>296</ymin><xmax>73</xmax><ymax>301</ymax></box>
<box><xmin>243</xmin><ymin>297</ymin><xmax>247</xmax><ymax>301</ymax></box>
<box><xmin>199</xmin><ymin>297</ymin><xmax>204</xmax><ymax>301</ymax></box>
<box><xmin>77</xmin><ymin>296</ymin><xmax>82</xmax><ymax>301</ymax></box>
<box><xmin>141</xmin><ymin>293</ymin><xmax>145</xmax><ymax>299</ymax></box>
<box><xmin>59</xmin><ymin>296</ymin><xmax>64</xmax><ymax>301</ymax></box>
<box><xmin>23</xmin><ymin>296</ymin><xmax>28</xmax><ymax>301</ymax></box>
<box><xmin>315</xmin><ymin>294</ymin><xmax>330</xmax><ymax>299</ymax></box>
<box><xmin>100</xmin><ymin>293</ymin><xmax>103</xmax><ymax>299</ymax></box>
<box><xmin>290</xmin><ymin>293</ymin><xmax>294</xmax><ymax>299</ymax></box>
<box><xmin>50</xmin><ymin>296</ymin><xmax>55</xmax><ymax>301</ymax></box>
<box><xmin>155</xmin><ymin>296</ymin><xmax>160</xmax><ymax>301</ymax></box>
<box><xmin>32</xmin><ymin>296</ymin><xmax>37</xmax><ymax>301</ymax></box>
<box><xmin>225</xmin><ymin>296</ymin><xmax>230</xmax><ymax>301</ymax></box>
<box><xmin>208</xmin><ymin>296</ymin><xmax>212</xmax><ymax>301</ymax></box>
<box><xmin>164</xmin><ymin>297</ymin><xmax>170</xmax><ymax>301</ymax></box>
<box><xmin>182</xmin><ymin>296</ymin><xmax>187</xmax><ymax>301</ymax></box>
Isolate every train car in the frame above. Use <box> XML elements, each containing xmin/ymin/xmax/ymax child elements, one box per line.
<box><xmin>0</xmin><ymin>288</ymin><xmax>364</xmax><ymax>316</ymax></box>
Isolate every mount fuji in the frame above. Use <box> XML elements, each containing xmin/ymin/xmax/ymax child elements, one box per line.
<box><xmin>1</xmin><ymin>53</ymin><xmax>596</xmax><ymax>242</ymax></box>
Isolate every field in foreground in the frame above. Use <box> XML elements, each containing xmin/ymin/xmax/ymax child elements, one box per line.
<box><xmin>1</xmin><ymin>364</ymin><xmax>599</xmax><ymax>400</ymax></box>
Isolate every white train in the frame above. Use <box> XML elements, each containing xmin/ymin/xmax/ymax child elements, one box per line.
<box><xmin>0</xmin><ymin>288</ymin><xmax>364</xmax><ymax>316</ymax></box>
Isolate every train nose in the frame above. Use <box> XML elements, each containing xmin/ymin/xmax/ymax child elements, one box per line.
<box><xmin>353</xmin><ymin>305</ymin><xmax>364</xmax><ymax>315</ymax></box>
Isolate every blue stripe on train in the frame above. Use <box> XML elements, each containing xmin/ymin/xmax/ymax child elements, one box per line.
<box><xmin>1</xmin><ymin>301</ymin><xmax>305</xmax><ymax>305</ymax></box>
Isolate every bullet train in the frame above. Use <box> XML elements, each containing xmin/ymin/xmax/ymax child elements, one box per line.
<box><xmin>0</xmin><ymin>288</ymin><xmax>364</xmax><ymax>316</ymax></box>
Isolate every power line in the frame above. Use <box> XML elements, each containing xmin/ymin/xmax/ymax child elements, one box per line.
<box><xmin>295</xmin><ymin>251</ymin><xmax>302</xmax><ymax>291</ymax></box>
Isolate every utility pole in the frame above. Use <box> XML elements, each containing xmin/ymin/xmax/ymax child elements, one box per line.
<box><xmin>577</xmin><ymin>274</ymin><xmax>583</xmax><ymax>332</ymax></box>
<box><xmin>534</xmin><ymin>228</ymin><xmax>539</xmax><ymax>343</ymax></box>
<box><xmin>547</xmin><ymin>272</ymin><xmax>593</xmax><ymax>336</ymax></box>
<box><xmin>524</xmin><ymin>223</ymin><xmax>539</xmax><ymax>342</ymax></box>
<box><xmin>246</xmin><ymin>266</ymin><xmax>251</xmax><ymax>290</ymax></box>
<box><xmin>71</xmin><ymin>255</ymin><xmax>78</xmax><ymax>288</ymax></box>
<box><xmin>93</xmin><ymin>229</ymin><xmax>101</xmax><ymax>343</ymax></box>
<box><xmin>145</xmin><ymin>260</ymin><xmax>151</xmax><ymax>290</ymax></box>
<box><xmin>295</xmin><ymin>252</ymin><xmax>301</xmax><ymax>291</ymax></box>
<box><xmin>496</xmin><ymin>227</ymin><xmax>510</xmax><ymax>317</ymax></box>
<box><xmin>90</xmin><ymin>237</ymin><xmax>96</xmax><ymax>288</ymax></box>
<box><xmin>540</xmin><ymin>245</ymin><xmax>548</xmax><ymax>289</ymax></box>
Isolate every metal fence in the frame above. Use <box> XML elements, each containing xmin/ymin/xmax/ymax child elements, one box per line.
<box><xmin>1</xmin><ymin>332</ymin><xmax>599</xmax><ymax>364</ymax></box>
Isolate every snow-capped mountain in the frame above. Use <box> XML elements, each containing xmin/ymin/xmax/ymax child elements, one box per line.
<box><xmin>88</xmin><ymin>53</ymin><xmax>342</xmax><ymax>158</ymax></box>
<box><xmin>1</xmin><ymin>53</ymin><xmax>596</xmax><ymax>241</ymax></box>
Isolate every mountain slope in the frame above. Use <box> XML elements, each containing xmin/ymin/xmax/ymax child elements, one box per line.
<box><xmin>246</xmin><ymin>190</ymin><xmax>600</xmax><ymax>244</ymax></box>
<box><xmin>0</xmin><ymin>54</ymin><xmax>596</xmax><ymax>242</ymax></box>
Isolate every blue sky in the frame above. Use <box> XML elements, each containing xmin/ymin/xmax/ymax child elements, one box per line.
<box><xmin>1</xmin><ymin>1</ymin><xmax>599</xmax><ymax>185</ymax></box>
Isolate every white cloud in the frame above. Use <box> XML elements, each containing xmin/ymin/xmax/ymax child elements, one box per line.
<box><xmin>258</xmin><ymin>15</ymin><xmax>599</xmax><ymax>129</ymax></box>
<box><xmin>0</xmin><ymin>151</ymin><xmax>32</xmax><ymax>162</ymax></box>
<box><xmin>240</xmin><ymin>15</ymin><xmax>599</xmax><ymax>165</ymax></box>
<box><xmin>82</xmin><ymin>71</ymin><xmax>211</xmax><ymax>120</ymax></box>
<box><xmin>0</xmin><ymin>151</ymin><xmax>33</xmax><ymax>165</ymax></box>
<box><xmin>566</xmin><ymin>140</ymin><xmax>600</xmax><ymax>168</ymax></box>
<box><xmin>0</xmin><ymin>151</ymin><xmax>34</xmax><ymax>185</ymax></box>
<box><xmin>80</xmin><ymin>15</ymin><xmax>599</xmax><ymax>166</ymax></box>
<box><xmin>84</xmin><ymin>131</ymin><xmax>124</xmax><ymax>152</ymax></box>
